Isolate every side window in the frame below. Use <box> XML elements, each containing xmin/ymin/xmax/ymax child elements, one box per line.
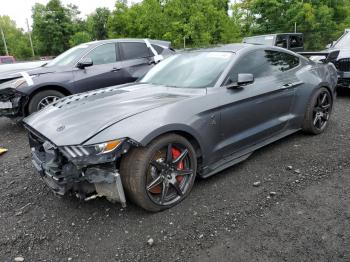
<box><xmin>276</xmin><ymin>35</ymin><xmax>288</xmax><ymax>49</ymax></box>
<box><xmin>227</xmin><ymin>50</ymin><xmax>273</xmax><ymax>83</ymax></box>
<box><xmin>289</xmin><ymin>35</ymin><xmax>303</xmax><ymax>48</ymax></box>
<box><xmin>264</xmin><ymin>50</ymin><xmax>299</xmax><ymax>72</ymax></box>
<box><xmin>120</xmin><ymin>42</ymin><xmax>151</xmax><ymax>60</ymax></box>
<box><xmin>151</xmin><ymin>44</ymin><xmax>164</xmax><ymax>54</ymax></box>
<box><xmin>87</xmin><ymin>44</ymin><xmax>117</xmax><ymax>65</ymax></box>
<box><xmin>226</xmin><ymin>49</ymin><xmax>299</xmax><ymax>84</ymax></box>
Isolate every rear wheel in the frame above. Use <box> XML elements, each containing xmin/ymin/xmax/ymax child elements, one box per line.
<box><xmin>120</xmin><ymin>134</ymin><xmax>197</xmax><ymax>212</ymax></box>
<box><xmin>302</xmin><ymin>87</ymin><xmax>333</xmax><ymax>135</ymax></box>
<box><xmin>28</xmin><ymin>90</ymin><xmax>65</xmax><ymax>114</ymax></box>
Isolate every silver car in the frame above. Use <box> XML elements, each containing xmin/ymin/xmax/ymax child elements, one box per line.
<box><xmin>23</xmin><ymin>44</ymin><xmax>338</xmax><ymax>211</ymax></box>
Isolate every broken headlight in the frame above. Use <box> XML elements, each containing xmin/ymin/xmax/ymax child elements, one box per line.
<box><xmin>0</xmin><ymin>77</ymin><xmax>27</xmax><ymax>90</ymax></box>
<box><xmin>59</xmin><ymin>139</ymin><xmax>124</xmax><ymax>165</ymax></box>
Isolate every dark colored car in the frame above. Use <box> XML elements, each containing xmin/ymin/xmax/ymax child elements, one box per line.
<box><xmin>243</xmin><ymin>33</ymin><xmax>304</xmax><ymax>52</ymax></box>
<box><xmin>0</xmin><ymin>56</ymin><xmax>16</xmax><ymax>64</ymax></box>
<box><xmin>0</xmin><ymin>39</ymin><xmax>174</xmax><ymax>118</ymax></box>
<box><xmin>306</xmin><ymin>29</ymin><xmax>350</xmax><ymax>89</ymax></box>
<box><xmin>23</xmin><ymin>44</ymin><xmax>337</xmax><ymax>211</ymax></box>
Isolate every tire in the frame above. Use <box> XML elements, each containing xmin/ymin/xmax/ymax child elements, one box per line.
<box><xmin>120</xmin><ymin>134</ymin><xmax>197</xmax><ymax>212</ymax></box>
<box><xmin>28</xmin><ymin>90</ymin><xmax>65</xmax><ymax>114</ymax></box>
<box><xmin>302</xmin><ymin>87</ymin><xmax>333</xmax><ymax>135</ymax></box>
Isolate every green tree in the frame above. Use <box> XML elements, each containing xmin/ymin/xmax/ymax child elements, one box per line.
<box><xmin>108</xmin><ymin>0</ymin><xmax>241</xmax><ymax>48</ymax></box>
<box><xmin>32</xmin><ymin>0</ymin><xmax>80</xmax><ymax>56</ymax></box>
<box><xmin>0</xmin><ymin>16</ymin><xmax>32</xmax><ymax>60</ymax></box>
<box><xmin>86</xmin><ymin>7</ymin><xmax>110</xmax><ymax>40</ymax></box>
<box><xmin>234</xmin><ymin>0</ymin><xmax>350</xmax><ymax>50</ymax></box>
<box><xmin>69</xmin><ymin>31</ymin><xmax>91</xmax><ymax>47</ymax></box>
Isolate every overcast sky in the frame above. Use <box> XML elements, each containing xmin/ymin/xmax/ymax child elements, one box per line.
<box><xmin>0</xmin><ymin>0</ymin><xmax>142</xmax><ymax>30</ymax></box>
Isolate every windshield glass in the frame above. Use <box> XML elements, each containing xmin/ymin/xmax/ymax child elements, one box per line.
<box><xmin>243</xmin><ymin>35</ymin><xmax>275</xmax><ymax>45</ymax></box>
<box><xmin>140</xmin><ymin>52</ymin><xmax>233</xmax><ymax>88</ymax></box>
<box><xmin>46</xmin><ymin>44</ymin><xmax>90</xmax><ymax>67</ymax></box>
<box><xmin>334</xmin><ymin>32</ymin><xmax>350</xmax><ymax>48</ymax></box>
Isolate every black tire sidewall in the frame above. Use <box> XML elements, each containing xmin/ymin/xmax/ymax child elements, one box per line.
<box><xmin>28</xmin><ymin>90</ymin><xmax>65</xmax><ymax>114</ymax></box>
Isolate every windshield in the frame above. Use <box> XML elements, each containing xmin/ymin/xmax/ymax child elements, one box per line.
<box><xmin>140</xmin><ymin>52</ymin><xmax>233</xmax><ymax>88</ymax></box>
<box><xmin>334</xmin><ymin>31</ymin><xmax>350</xmax><ymax>48</ymax></box>
<box><xmin>243</xmin><ymin>35</ymin><xmax>275</xmax><ymax>46</ymax></box>
<box><xmin>46</xmin><ymin>44</ymin><xmax>90</xmax><ymax>67</ymax></box>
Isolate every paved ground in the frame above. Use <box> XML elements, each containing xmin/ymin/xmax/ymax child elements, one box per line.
<box><xmin>0</xmin><ymin>92</ymin><xmax>349</xmax><ymax>262</ymax></box>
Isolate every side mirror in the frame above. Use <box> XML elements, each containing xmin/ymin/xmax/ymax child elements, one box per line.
<box><xmin>238</xmin><ymin>73</ymin><xmax>254</xmax><ymax>85</ymax></box>
<box><xmin>226</xmin><ymin>73</ymin><xmax>254</xmax><ymax>89</ymax></box>
<box><xmin>77</xmin><ymin>57</ymin><xmax>93</xmax><ymax>69</ymax></box>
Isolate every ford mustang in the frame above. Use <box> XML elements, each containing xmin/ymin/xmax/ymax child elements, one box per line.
<box><xmin>23</xmin><ymin>44</ymin><xmax>338</xmax><ymax>211</ymax></box>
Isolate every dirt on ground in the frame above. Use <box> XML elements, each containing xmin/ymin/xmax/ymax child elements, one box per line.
<box><xmin>0</xmin><ymin>92</ymin><xmax>349</xmax><ymax>262</ymax></box>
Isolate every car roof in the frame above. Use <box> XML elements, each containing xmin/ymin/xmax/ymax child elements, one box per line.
<box><xmin>244</xmin><ymin>33</ymin><xmax>303</xmax><ymax>39</ymax></box>
<box><xmin>186</xmin><ymin>44</ymin><xmax>251</xmax><ymax>53</ymax></box>
<box><xmin>188</xmin><ymin>43</ymin><xmax>278</xmax><ymax>53</ymax></box>
<box><xmin>0</xmin><ymin>56</ymin><xmax>14</xmax><ymax>58</ymax></box>
<box><xmin>83</xmin><ymin>38</ymin><xmax>170</xmax><ymax>47</ymax></box>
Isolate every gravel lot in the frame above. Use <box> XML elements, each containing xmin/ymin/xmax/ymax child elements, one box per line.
<box><xmin>1</xmin><ymin>92</ymin><xmax>349</xmax><ymax>262</ymax></box>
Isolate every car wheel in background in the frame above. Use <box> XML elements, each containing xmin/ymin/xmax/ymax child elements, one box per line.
<box><xmin>120</xmin><ymin>134</ymin><xmax>197</xmax><ymax>212</ymax></box>
<box><xmin>28</xmin><ymin>90</ymin><xmax>65</xmax><ymax>114</ymax></box>
<box><xmin>302</xmin><ymin>87</ymin><xmax>333</xmax><ymax>135</ymax></box>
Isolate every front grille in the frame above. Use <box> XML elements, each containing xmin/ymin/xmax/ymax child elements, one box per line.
<box><xmin>334</xmin><ymin>58</ymin><xmax>350</xmax><ymax>72</ymax></box>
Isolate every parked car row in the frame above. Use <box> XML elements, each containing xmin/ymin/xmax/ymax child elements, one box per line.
<box><xmin>0</xmin><ymin>34</ymin><xmax>342</xmax><ymax>211</ymax></box>
<box><xmin>0</xmin><ymin>38</ymin><xmax>174</xmax><ymax>118</ymax></box>
<box><xmin>10</xmin><ymin>40</ymin><xmax>335</xmax><ymax>211</ymax></box>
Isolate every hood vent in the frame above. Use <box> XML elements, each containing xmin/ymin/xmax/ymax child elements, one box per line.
<box><xmin>52</xmin><ymin>87</ymin><xmax>128</xmax><ymax>109</ymax></box>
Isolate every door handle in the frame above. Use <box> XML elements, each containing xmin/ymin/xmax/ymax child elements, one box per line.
<box><xmin>282</xmin><ymin>81</ymin><xmax>303</xmax><ymax>89</ymax></box>
<box><xmin>111</xmin><ymin>67</ymin><xmax>121</xmax><ymax>72</ymax></box>
<box><xmin>282</xmin><ymin>83</ymin><xmax>293</xmax><ymax>88</ymax></box>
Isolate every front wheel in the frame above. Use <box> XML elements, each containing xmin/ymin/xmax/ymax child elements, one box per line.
<box><xmin>120</xmin><ymin>134</ymin><xmax>197</xmax><ymax>212</ymax></box>
<box><xmin>28</xmin><ymin>90</ymin><xmax>65</xmax><ymax>114</ymax></box>
<box><xmin>302</xmin><ymin>87</ymin><xmax>333</xmax><ymax>135</ymax></box>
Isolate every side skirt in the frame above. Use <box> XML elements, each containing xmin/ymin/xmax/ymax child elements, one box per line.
<box><xmin>200</xmin><ymin>128</ymin><xmax>300</xmax><ymax>178</ymax></box>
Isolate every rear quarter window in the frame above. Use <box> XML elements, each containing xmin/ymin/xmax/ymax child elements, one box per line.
<box><xmin>120</xmin><ymin>42</ymin><xmax>151</xmax><ymax>60</ymax></box>
<box><xmin>151</xmin><ymin>44</ymin><xmax>164</xmax><ymax>54</ymax></box>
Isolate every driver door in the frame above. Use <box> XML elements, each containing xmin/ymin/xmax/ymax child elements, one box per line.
<box><xmin>217</xmin><ymin>49</ymin><xmax>299</xmax><ymax>157</ymax></box>
<box><xmin>73</xmin><ymin>43</ymin><xmax>127</xmax><ymax>93</ymax></box>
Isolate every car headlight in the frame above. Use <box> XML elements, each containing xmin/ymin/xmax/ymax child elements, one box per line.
<box><xmin>60</xmin><ymin>139</ymin><xmax>123</xmax><ymax>165</ymax></box>
<box><xmin>0</xmin><ymin>77</ymin><xmax>27</xmax><ymax>90</ymax></box>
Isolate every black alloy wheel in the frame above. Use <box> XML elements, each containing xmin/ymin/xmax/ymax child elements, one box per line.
<box><xmin>312</xmin><ymin>90</ymin><xmax>332</xmax><ymax>130</ymax></box>
<box><xmin>120</xmin><ymin>134</ymin><xmax>197</xmax><ymax>212</ymax></box>
<box><xmin>302</xmin><ymin>87</ymin><xmax>333</xmax><ymax>135</ymax></box>
<box><xmin>146</xmin><ymin>143</ymin><xmax>195</xmax><ymax>206</ymax></box>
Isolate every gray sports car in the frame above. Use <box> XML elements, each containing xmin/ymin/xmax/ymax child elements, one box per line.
<box><xmin>23</xmin><ymin>44</ymin><xmax>338</xmax><ymax>212</ymax></box>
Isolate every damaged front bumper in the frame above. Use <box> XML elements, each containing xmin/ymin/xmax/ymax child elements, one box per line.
<box><xmin>0</xmin><ymin>88</ymin><xmax>27</xmax><ymax>118</ymax></box>
<box><xmin>28</xmin><ymin>129</ymin><xmax>128</xmax><ymax>207</ymax></box>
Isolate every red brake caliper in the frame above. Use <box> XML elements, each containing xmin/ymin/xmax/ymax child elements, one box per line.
<box><xmin>172</xmin><ymin>147</ymin><xmax>184</xmax><ymax>183</ymax></box>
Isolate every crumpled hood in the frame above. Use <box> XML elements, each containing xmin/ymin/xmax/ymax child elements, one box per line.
<box><xmin>23</xmin><ymin>83</ymin><xmax>199</xmax><ymax>146</ymax></box>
